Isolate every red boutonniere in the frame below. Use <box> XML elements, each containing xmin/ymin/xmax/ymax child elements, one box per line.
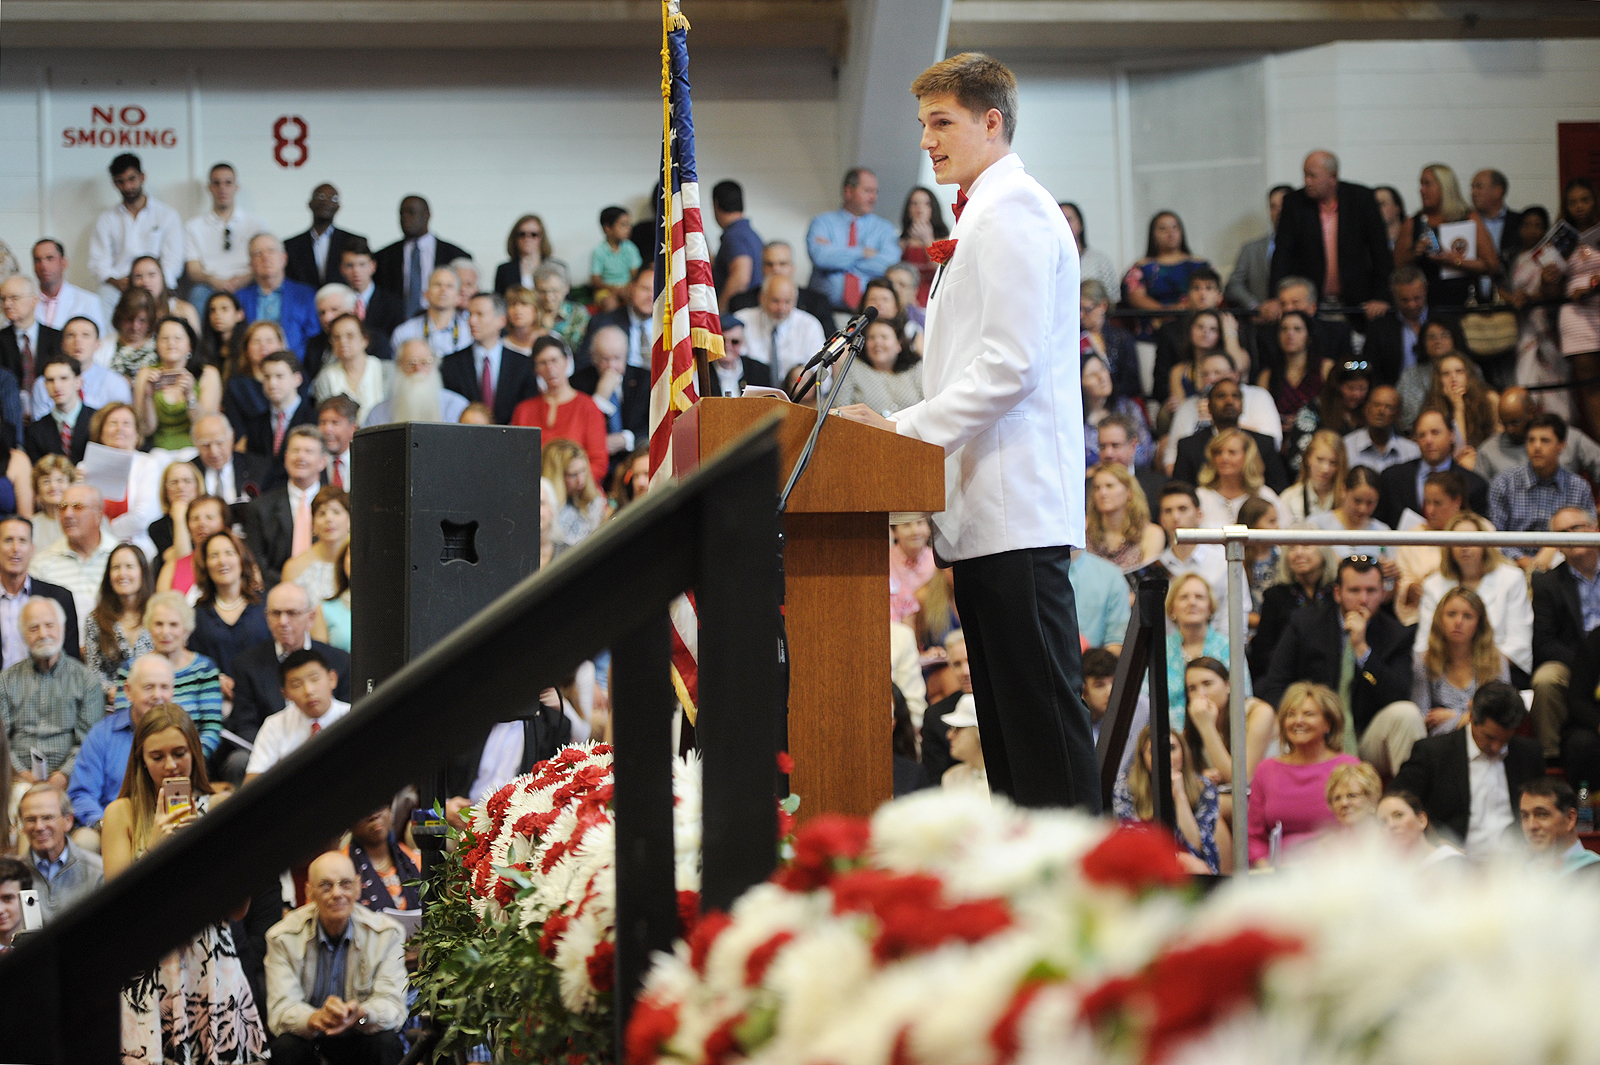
<box><xmin>927</xmin><ymin>239</ymin><xmax>958</xmax><ymax>265</ymax></box>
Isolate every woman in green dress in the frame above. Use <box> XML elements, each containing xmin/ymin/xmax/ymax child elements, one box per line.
<box><xmin>133</xmin><ymin>318</ymin><xmax>222</xmax><ymax>454</ymax></box>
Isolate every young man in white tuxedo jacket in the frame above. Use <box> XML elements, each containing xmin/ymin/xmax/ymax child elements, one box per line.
<box><xmin>840</xmin><ymin>53</ymin><xmax>1097</xmax><ymax>811</ymax></box>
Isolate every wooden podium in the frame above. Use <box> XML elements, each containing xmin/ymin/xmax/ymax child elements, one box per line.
<box><xmin>673</xmin><ymin>397</ymin><xmax>945</xmax><ymax>819</ymax></box>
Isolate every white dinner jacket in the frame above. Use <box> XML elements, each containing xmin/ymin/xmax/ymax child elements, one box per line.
<box><xmin>891</xmin><ymin>153</ymin><xmax>1084</xmax><ymax>562</ymax></box>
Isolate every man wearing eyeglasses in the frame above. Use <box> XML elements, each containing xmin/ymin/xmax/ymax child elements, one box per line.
<box><xmin>184</xmin><ymin>163</ymin><xmax>266</xmax><ymax>309</ymax></box>
<box><xmin>265</xmin><ymin>851</ymin><xmax>408</xmax><ymax>1065</ymax></box>
<box><xmin>287</xmin><ymin>184</ymin><xmax>367</xmax><ymax>290</ymax></box>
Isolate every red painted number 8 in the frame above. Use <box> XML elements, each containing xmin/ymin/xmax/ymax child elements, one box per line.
<box><xmin>273</xmin><ymin>116</ymin><xmax>308</xmax><ymax>168</ymax></box>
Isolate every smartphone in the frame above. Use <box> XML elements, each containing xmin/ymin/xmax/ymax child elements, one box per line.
<box><xmin>155</xmin><ymin>371</ymin><xmax>181</xmax><ymax>389</ymax></box>
<box><xmin>161</xmin><ymin>776</ymin><xmax>192</xmax><ymax>816</ymax></box>
<box><xmin>19</xmin><ymin>889</ymin><xmax>43</xmax><ymax>932</ymax></box>
<box><xmin>30</xmin><ymin>747</ymin><xmax>47</xmax><ymax>783</ymax></box>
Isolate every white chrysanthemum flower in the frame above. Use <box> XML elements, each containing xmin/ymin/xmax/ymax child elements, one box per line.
<box><xmin>554</xmin><ymin>908</ymin><xmax>607</xmax><ymax>1013</ymax></box>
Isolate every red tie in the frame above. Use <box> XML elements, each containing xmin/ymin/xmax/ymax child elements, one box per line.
<box><xmin>331</xmin><ymin>456</ymin><xmax>343</xmax><ymax>488</ymax></box>
<box><xmin>272</xmin><ymin>410</ymin><xmax>287</xmax><ymax>454</ymax></box>
<box><xmin>355</xmin><ymin>297</ymin><xmax>366</xmax><ymax>321</ymax></box>
<box><xmin>480</xmin><ymin>355</ymin><xmax>495</xmax><ymax>413</ymax></box>
<box><xmin>59</xmin><ymin>418</ymin><xmax>72</xmax><ymax>456</ymax></box>
<box><xmin>18</xmin><ymin>334</ymin><xmax>32</xmax><ymax>392</ymax></box>
<box><xmin>953</xmin><ymin>190</ymin><xmax>969</xmax><ymax>222</ymax></box>
<box><xmin>310</xmin><ymin>721</ymin><xmax>320</xmax><ymax>735</ymax></box>
<box><xmin>842</xmin><ymin>218</ymin><xmax>861</xmax><ymax>309</ymax></box>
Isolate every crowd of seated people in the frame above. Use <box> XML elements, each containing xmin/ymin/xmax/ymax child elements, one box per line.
<box><xmin>0</xmin><ymin>143</ymin><xmax>1597</xmax><ymax>1050</ymax></box>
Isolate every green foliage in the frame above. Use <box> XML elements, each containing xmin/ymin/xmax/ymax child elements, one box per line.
<box><xmin>411</xmin><ymin>826</ymin><xmax>617</xmax><ymax>1064</ymax></box>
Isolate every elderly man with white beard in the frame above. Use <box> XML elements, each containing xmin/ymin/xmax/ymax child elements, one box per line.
<box><xmin>365</xmin><ymin>338</ymin><xmax>468</xmax><ymax>425</ymax></box>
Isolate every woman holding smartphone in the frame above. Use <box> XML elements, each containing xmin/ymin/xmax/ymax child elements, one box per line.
<box><xmin>133</xmin><ymin>317</ymin><xmax>221</xmax><ymax>453</ymax></box>
<box><xmin>101</xmin><ymin>703</ymin><xmax>265</xmax><ymax>1063</ymax></box>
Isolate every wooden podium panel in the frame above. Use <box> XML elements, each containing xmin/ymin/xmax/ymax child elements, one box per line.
<box><xmin>674</xmin><ymin>397</ymin><xmax>944</xmax><ymax>819</ymax></box>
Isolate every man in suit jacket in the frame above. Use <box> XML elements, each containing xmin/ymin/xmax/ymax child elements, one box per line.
<box><xmin>440</xmin><ymin>293</ymin><xmax>536</xmax><ymax>425</ymax></box>
<box><xmin>336</xmin><ymin>238</ymin><xmax>407</xmax><ymax>341</ymax></box>
<box><xmin>1270</xmin><ymin>150</ymin><xmax>1394</xmax><ymax>318</ymax></box>
<box><xmin>579</xmin><ymin>266</ymin><xmax>656</xmax><ymax>370</ymax></box>
<box><xmin>284</xmin><ymin>183</ymin><xmax>366</xmax><ymax>289</ymax></box>
<box><xmin>24</xmin><ymin>356</ymin><xmax>93</xmax><ymax>464</ymax></box>
<box><xmin>1170</xmin><ymin>377</ymin><xmax>1290</xmax><ymax>492</ymax></box>
<box><xmin>0</xmin><ymin>516</ymin><xmax>81</xmax><ymax>667</ymax></box>
<box><xmin>1225</xmin><ymin>185</ymin><xmax>1292</xmax><ymax>313</ymax></box>
<box><xmin>571</xmin><ymin>324</ymin><xmax>648</xmax><ymax>473</ymax></box>
<box><xmin>840</xmin><ymin>56</ymin><xmax>1097</xmax><ymax>811</ymax></box>
<box><xmin>1528</xmin><ymin>508</ymin><xmax>1600</xmax><ymax>759</ymax></box>
<box><xmin>1360</xmin><ymin>266</ymin><xmax>1435</xmax><ymax>387</ymax></box>
<box><xmin>1261</xmin><ymin>558</ymin><xmax>1423</xmax><ymax>776</ymax></box>
<box><xmin>729</xmin><ymin>241</ymin><xmax>836</xmax><ymax>328</ymax></box>
<box><xmin>374</xmin><ymin>195</ymin><xmax>470</xmax><ymax>316</ymax></box>
<box><xmin>1391</xmin><ymin>681</ymin><xmax>1543</xmax><ymax>854</ymax></box>
<box><xmin>705</xmin><ymin>319</ymin><xmax>773</xmax><ymax>397</ymax></box>
<box><xmin>300</xmin><ymin>284</ymin><xmax>392</xmax><ymax>382</ymax></box>
<box><xmin>1470</xmin><ymin>169</ymin><xmax>1524</xmax><ymax>270</ymax></box>
<box><xmin>243</xmin><ymin>425</ymin><xmax>328</xmax><ymax>586</ymax></box>
<box><xmin>192</xmin><ymin>413</ymin><xmax>272</xmax><ymax>525</ymax></box>
<box><xmin>236</xmin><ymin>235</ymin><xmax>321</xmax><ymax>358</ymax></box>
<box><xmin>1375</xmin><ymin>407</ymin><xmax>1489</xmax><ymax>529</ymax></box>
<box><xmin>217</xmin><ymin>582</ymin><xmax>352</xmax><ymax>783</ymax></box>
<box><xmin>1</xmin><ymin>274</ymin><xmax>62</xmax><ymax>416</ymax></box>
<box><xmin>242</xmin><ymin>353</ymin><xmax>319</xmax><ymax>490</ymax></box>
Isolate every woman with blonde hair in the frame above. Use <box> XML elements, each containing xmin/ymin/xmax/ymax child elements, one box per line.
<box><xmin>501</xmin><ymin>285</ymin><xmax>542</xmax><ymax>356</ymax></box>
<box><xmin>542</xmin><ymin>438</ymin><xmax>607</xmax><ymax>554</ymax></box>
<box><xmin>1163</xmin><ymin>573</ymin><xmax>1248</xmax><ymax>727</ymax></box>
<box><xmin>139</xmin><ymin>591</ymin><xmax>225</xmax><ymax>757</ymax></box>
<box><xmin>101</xmin><ymin>703</ymin><xmax>265</xmax><ymax>1062</ymax></box>
<box><xmin>1283</xmin><ymin>429</ymin><xmax>1347</xmax><ymax>523</ymax></box>
<box><xmin>1086</xmin><ymin>461</ymin><xmax>1164</xmax><ymax>572</ymax></box>
<box><xmin>1247</xmin><ymin>681</ymin><xmax>1359</xmax><ymax>866</ymax></box>
<box><xmin>1414</xmin><ymin>511</ymin><xmax>1531</xmax><ymax>682</ymax></box>
<box><xmin>1414</xmin><ymin>586</ymin><xmax>1508</xmax><ymax>737</ymax></box>
<box><xmin>30</xmin><ymin>454</ymin><xmax>78</xmax><ymax>551</ymax></box>
<box><xmin>1395</xmin><ymin>163</ymin><xmax>1500</xmax><ymax>309</ymax></box>
<box><xmin>1196</xmin><ymin>428</ymin><xmax>1288</xmax><ymax>528</ymax></box>
<box><xmin>1325</xmin><ymin>761</ymin><xmax>1382</xmax><ymax>830</ymax></box>
<box><xmin>1114</xmin><ymin>725</ymin><xmax>1229</xmax><ymax>874</ymax></box>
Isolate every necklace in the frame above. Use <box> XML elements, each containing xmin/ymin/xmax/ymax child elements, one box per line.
<box><xmin>214</xmin><ymin>594</ymin><xmax>245</xmax><ymax>611</ymax></box>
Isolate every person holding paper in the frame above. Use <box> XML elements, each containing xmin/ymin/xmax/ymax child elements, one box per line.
<box><xmin>80</xmin><ymin>402</ymin><xmax>164</xmax><ymax>560</ymax></box>
<box><xmin>1394</xmin><ymin>164</ymin><xmax>1499</xmax><ymax>310</ymax></box>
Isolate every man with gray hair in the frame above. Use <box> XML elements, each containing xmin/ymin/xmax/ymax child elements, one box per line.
<box><xmin>729</xmin><ymin>241</ymin><xmax>835</xmax><ymax>324</ymax></box>
<box><xmin>68</xmin><ymin>652</ymin><xmax>175</xmax><ymax>834</ymax></box>
<box><xmin>366</xmin><ymin>339</ymin><xmax>467</xmax><ymax>425</ymax></box>
<box><xmin>449</xmin><ymin>257</ymin><xmax>481</xmax><ymax>310</ymax></box>
<box><xmin>28</xmin><ymin>483</ymin><xmax>114</xmax><ymax>645</ymax></box>
<box><xmin>2</xmin><ymin>272</ymin><xmax>59</xmax><ymax>418</ymax></box>
<box><xmin>303</xmin><ymin>282</ymin><xmax>391</xmax><ymax>379</ymax></box>
<box><xmin>1270</xmin><ymin>149</ymin><xmax>1393</xmax><ymax>321</ymax></box>
<box><xmin>17</xmin><ymin>782</ymin><xmax>102</xmax><ymax>918</ymax></box>
<box><xmin>389</xmin><ymin>265</ymin><xmax>468</xmax><ymax>361</ymax></box>
<box><xmin>239</xmin><ymin>233</ymin><xmax>321</xmax><ymax>358</ymax></box>
<box><xmin>1</xmin><ymin>596</ymin><xmax>104</xmax><ymax>797</ymax></box>
<box><xmin>572</xmin><ymin>324</ymin><xmax>648</xmax><ymax>466</ymax></box>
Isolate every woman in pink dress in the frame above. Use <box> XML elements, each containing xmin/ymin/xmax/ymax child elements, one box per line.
<box><xmin>889</xmin><ymin>514</ymin><xmax>935</xmax><ymax>625</ymax></box>
<box><xmin>1247</xmin><ymin>681</ymin><xmax>1360</xmax><ymax>867</ymax></box>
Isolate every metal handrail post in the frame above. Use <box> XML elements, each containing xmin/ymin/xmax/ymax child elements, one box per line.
<box><xmin>1223</xmin><ymin>525</ymin><xmax>1249</xmax><ymax>876</ymax></box>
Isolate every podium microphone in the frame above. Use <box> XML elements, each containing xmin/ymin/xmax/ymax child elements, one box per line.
<box><xmin>800</xmin><ymin>306</ymin><xmax>877</xmax><ymax>374</ymax></box>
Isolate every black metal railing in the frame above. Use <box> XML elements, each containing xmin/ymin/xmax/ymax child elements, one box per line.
<box><xmin>0</xmin><ymin>413</ymin><xmax>786</xmax><ymax>1063</ymax></box>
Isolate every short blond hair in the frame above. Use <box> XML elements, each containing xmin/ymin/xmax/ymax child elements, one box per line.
<box><xmin>1164</xmin><ymin>572</ymin><xmax>1217</xmax><ymax>622</ymax></box>
<box><xmin>1325</xmin><ymin>761</ymin><xmax>1381</xmax><ymax>808</ymax></box>
<box><xmin>910</xmin><ymin>53</ymin><xmax>1018</xmax><ymax>143</ymax></box>
<box><xmin>1276</xmin><ymin>681</ymin><xmax>1345</xmax><ymax>752</ymax></box>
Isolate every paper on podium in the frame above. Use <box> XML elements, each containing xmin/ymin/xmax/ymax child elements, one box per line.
<box><xmin>741</xmin><ymin>386</ymin><xmax>790</xmax><ymax>401</ymax></box>
<box><xmin>81</xmin><ymin>443</ymin><xmax>133</xmax><ymax>501</ymax></box>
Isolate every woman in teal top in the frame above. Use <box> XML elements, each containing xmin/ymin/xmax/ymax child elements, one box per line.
<box><xmin>134</xmin><ymin>317</ymin><xmax>222</xmax><ymax>452</ymax></box>
<box><xmin>314</xmin><ymin>542</ymin><xmax>352</xmax><ymax>652</ymax></box>
<box><xmin>1163</xmin><ymin>573</ymin><xmax>1249</xmax><ymax>730</ymax></box>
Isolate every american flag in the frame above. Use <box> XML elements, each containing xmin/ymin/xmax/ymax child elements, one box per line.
<box><xmin>650</xmin><ymin>0</ymin><xmax>724</xmax><ymax>721</ymax></box>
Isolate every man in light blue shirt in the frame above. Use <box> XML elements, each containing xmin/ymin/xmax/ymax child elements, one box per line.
<box><xmin>805</xmin><ymin>168</ymin><xmax>901</xmax><ymax>312</ymax></box>
<box><xmin>1070</xmin><ymin>549</ymin><xmax>1130</xmax><ymax>652</ymax></box>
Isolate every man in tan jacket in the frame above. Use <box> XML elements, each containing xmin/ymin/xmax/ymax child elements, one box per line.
<box><xmin>265</xmin><ymin>851</ymin><xmax>408</xmax><ymax>1065</ymax></box>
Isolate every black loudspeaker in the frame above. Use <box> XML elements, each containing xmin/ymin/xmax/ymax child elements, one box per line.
<box><xmin>348</xmin><ymin>422</ymin><xmax>543</xmax><ymax>699</ymax></box>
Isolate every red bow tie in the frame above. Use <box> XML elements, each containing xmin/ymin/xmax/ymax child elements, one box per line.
<box><xmin>953</xmin><ymin>189</ymin><xmax>970</xmax><ymax>221</ymax></box>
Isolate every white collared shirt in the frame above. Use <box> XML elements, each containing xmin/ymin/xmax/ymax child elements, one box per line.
<box><xmin>310</xmin><ymin>226</ymin><xmax>333</xmax><ymax>278</ymax></box>
<box><xmin>246</xmin><ymin>699</ymin><xmax>351</xmax><ymax>775</ymax></box>
<box><xmin>328</xmin><ymin>449</ymin><xmax>351</xmax><ymax>489</ymax></box>
<box><xmin>287</xmin><ymin>480</ymin><xmax>316</xmax><ymax>523</ymax></box>
<box><xmin>733</xmin><ymin>306</ymin><xmax>826</xmax><ymax>380</ymax></box>
<box><xmin>183</xmin><ymin>207</ymin><xmax>266</xmax><ymax>279</ymax></box>
<box><xmin>1343</xmin><ymin>428</ymin><xmax>1421</xmax><ymax>473</ymax></box>
<box><xmin>36</xmin><ymin>282</ymin><xmax>106</xmax><ymax>332</ymax></box>
<box><xmin>470</xmin><ymin>721</ymin><xmax>526</xmax><ymax>804</ymax></box>
<box><xmin>0</xmin><ymin>576</ymin><xmax>38</xmax><ymax>669</ymax></box>
<box><xmin>713</xmin><ymin>361</ymin><xmax>744</xmax><ymax>397</ymax></box>
<box><xmin>28</xmin><ymin>535</ymin><xmax>115</xmax><ymax>647</ymax></box>
<box><xmin>202</xmin><ymin>460</ymin><xmax>239</xmax><ymax>504</ymax></box>
<box><xmin>88</xmin><ymin>197</ymin><xmax>185</xmax><ymax>287</ymax></box>
<box><xmin>31</xmin><ymin>362</ymin><xmax>132</xmax><ymax>420</ymax></box>
<box><xmin>1464</xmin><ymin>725</ymin><xmax>1514</xmax><ymax>859</ymax></box>
<box><xmin>390</xmin><ymin>310</ymin><xmax>468</xmax><ymax>360</ymax></box>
